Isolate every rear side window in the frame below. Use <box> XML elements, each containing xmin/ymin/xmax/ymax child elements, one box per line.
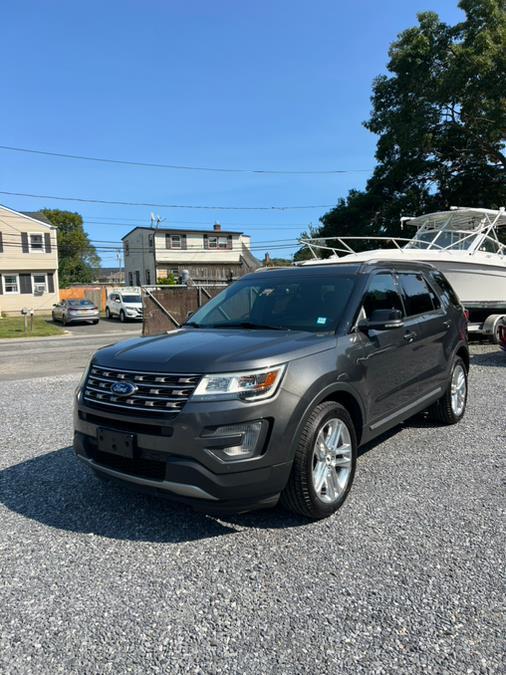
<box><xmin>363</xmin><ymin>273</ymin><xmax>404</xmax><ymax>319</ymax></box>
<box><xmin>430</xmin><ymin>270</ymin><xmax>461</xmax><ymax>307</ymax></box>
<box><xmin>399</xmin><ymin>273</ymin><xmax>439</xmax><ymax>316</ymax></box>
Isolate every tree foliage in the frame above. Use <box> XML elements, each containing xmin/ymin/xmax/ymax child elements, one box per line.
<box><xmin>41</xmin><ymin>209</ymin><xmax>100</xmax><ymax>287</ymax></box>
<box><xmin>296</xmin><ymin>0</ymin><xmax>506</xmax><ymax>258</ymax></box>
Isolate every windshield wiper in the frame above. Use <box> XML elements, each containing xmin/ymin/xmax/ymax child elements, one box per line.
<box><xmin>208</xmin><ymin>321</ymin><xmax>288</xmax><ymax>331</ymax></box>
<box><xmin>183</xmin><ymin>321</ymin><xmax>202</xmax><ymax>328</ymax></box>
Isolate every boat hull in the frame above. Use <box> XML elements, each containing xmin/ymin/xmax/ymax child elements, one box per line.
<box><xmin>310</xmin><ymin>249</ymin><xmax>506</xmax><ymax>309</ymax></box>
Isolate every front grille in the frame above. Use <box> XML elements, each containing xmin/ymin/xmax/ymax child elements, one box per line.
<box><xmin>84</xmin><ymin>365</ymin><xmax>200</xmax><ymax>414</ymax></box>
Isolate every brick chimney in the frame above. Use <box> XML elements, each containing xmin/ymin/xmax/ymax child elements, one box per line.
<box><xmin>213</xmin><ymin>222</ymin><xmax>222</xmax><ymax>232</ymax></box>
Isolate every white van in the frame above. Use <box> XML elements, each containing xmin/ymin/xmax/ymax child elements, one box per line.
<box><xmin>105</xmin><ymin>288</ymin><xmax>143</xmax><ymax>322</ymax></box>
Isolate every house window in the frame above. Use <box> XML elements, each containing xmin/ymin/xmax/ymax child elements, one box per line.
<box><xmin>145</xmin><ymin>269</ymin><xmax>151</xmax><ymax>284</ymax></box>
<box><xmin>207</xmin><ymin>236</ymin><xmax>229</xmax><ymax>249</ymax></box>
<box><xmin>170</xmin><ymin>235</ymin><xmax>181</xmax><ymax>249</ymax></box>
<box><xmin>129</xmin><ymin>272</ymin><xmax>133</xmax><ymax>285</ymax></box>
<box><xmin>30</xmin><ymin>233</ymin><xmax>45</xmax><ymax>252</ymax></box>
<box><xmin>135</xmin><ymin>271</ymin><xmax>140</xmax><ymax>286</ymax></box>
<box><xmin>148</xmin><ymin>234</ymin><xmax>154</xmax><ymax>249</ymax></box>
<box><xmin>125</xmin><ymin>242</ymin><xmax>130</xmax><ymax>256</ymax></box>
<box><xmin>3</xmin><ymin>274</ymin><xmax>19</xmax><ymax>294</ymax></box>
<box><xmin>33</xmin><ymin>273</ymin><xmax>47</xmax><ymax>294</ymax></box>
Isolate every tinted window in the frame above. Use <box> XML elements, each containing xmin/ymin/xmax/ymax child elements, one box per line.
<box><xmin>188</xmin><ymin>274</ymin><xmax>356</xmax><ymax>332</ymax></box>
<box><xmin>430</xmin><ymin>271</ymin><xmax>460</xmax><ymax>307</ymax></box>
<box><xmin>399</xmin><ymin>274</ymin><xmax>436</xmax><ymax>316</ymax></box>
<box><xmin>363</xmin><ymin>274</ymin><xmax>404</xmax><ymax>319</ymax></box>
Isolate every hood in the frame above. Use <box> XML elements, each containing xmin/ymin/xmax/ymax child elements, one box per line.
<box><xmin>93</xmin><ymin>328</ymin><xmax>335</xmax><ymax>373</ymax></box>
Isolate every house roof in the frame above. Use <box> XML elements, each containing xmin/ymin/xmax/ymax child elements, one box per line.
<box><xmin>121</xmin><ymin>226</ymin><xmax>244</xmax><ymax>240</ymax></box>
<box><xmin>0</xmin><ymin>204</ymin><xmax>55</xmax><ymax>229</ymax></box>
<box><xmin>21</xmin><ymin>211</ymin><xmax>54</xmax><ymax>226</ymax></box>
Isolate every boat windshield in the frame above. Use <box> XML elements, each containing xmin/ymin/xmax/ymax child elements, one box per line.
<box><xmin>405</xmin><ymin>229</ymin><xmax>475</xmax><ymax>251</ymax></box>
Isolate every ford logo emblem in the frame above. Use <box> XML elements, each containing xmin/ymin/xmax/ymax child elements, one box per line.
<box><xmin>110</xmin><ymin>381</ymin><xmax>137</xmax><ymax>397</ymax></box>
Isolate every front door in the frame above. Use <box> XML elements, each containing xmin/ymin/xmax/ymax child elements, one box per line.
<box><xmin>355</xmin><ymin>272</ymin><xmax>415</xmax><ymax>424</ymax></box>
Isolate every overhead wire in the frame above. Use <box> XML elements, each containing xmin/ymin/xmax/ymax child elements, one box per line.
<box><xmin>0</xmin><ymin>190</ymin><xmax>334</xmax><ymax>211</ymax></box>
<box><xmin>0</xmin><ymin>144</ymin><xmax>371</xmax><ymax>176</ymax></box>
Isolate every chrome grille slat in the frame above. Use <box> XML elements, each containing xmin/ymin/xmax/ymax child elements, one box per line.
<box><xmin>85</xmin><ymin>365</ymin><xmax>201</xmax><ymax>413</ymax></box>
<box><xmin>88</xmin><ymin>374</ymin><xmax>193</xmax><ymax>391</ymax></box>
<box><xmin>85</xmin><ymin>385</ymin><xmax>187</xmax><ymax>402</ymax></box>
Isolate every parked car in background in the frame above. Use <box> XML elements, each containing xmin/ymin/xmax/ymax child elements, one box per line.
<box><xmin>105</xmin><ymin>288</ymin><xmax>143</xmax><ymax>322</ymax></box>
<box><xmin>74</xmin><ymin>261</ymin><xmax>469</xmax><ymax>520</ymax></box>
<box><xmin>52</xmin><ymin>299</ymin><xmax>99</xmax><ymax>325</ymax></box>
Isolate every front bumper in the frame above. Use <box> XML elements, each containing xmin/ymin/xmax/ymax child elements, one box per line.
<box><xmin>73</xmin><ymin>389</ymin><xmax>298</xmax><ymax>513</ymax></box>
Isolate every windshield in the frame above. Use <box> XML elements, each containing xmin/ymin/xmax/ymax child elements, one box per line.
<box><xmin>405</xmin><ymin>230</ymin><xmax>474</xmax><ymax>251</ymax></box>
<box><xmin>121</xmin><ymin>295</ymin><xmax>142</xmax><ymax>303</ymax></box>
<box><xmin>187</xmin><ymin>273</ymin><xmax>356</xmax><ymax>332</ymax></box>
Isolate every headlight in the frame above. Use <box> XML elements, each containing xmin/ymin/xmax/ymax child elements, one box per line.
<box><xmin>192</xmin><ymin>365</ymin><xmax>286</xmax><ymax>402</ymax></box>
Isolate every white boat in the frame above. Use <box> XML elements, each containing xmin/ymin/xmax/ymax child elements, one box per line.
<box><xmin>301</xmin><ymin>207</ymin><xmax>506</xmax><ymax>339</ymax></box>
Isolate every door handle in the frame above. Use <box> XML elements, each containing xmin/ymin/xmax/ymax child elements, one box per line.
<box><xmin>443</xmin><ymin>319</ymin><xmax>451</xmax><ymax>328</ymax></box>
<box><xmin>403</xmin><ymin>331</ymin><xmax>417</xmax><ymax>342</ymax></box>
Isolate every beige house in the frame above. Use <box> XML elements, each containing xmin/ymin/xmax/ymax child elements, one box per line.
<box><xmin>0</xmin><ymin>205</ymin><xmax>59</xmax><ymax>315</ymax></box>
<box><xmin>122</xmin><ymin>223</ymin><xmax>259</xmax><ymax>286</ymax></box>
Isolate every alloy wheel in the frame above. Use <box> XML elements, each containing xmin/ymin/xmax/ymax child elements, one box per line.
<box><xmin>312</xmin><ymin>418</ymin><xmax>353</xmax><ymax>504</ymax></box>
<box><xmin>451</xmin><ymin>363</ymin><xmax>466</xmax><ymax>416</ymax></box>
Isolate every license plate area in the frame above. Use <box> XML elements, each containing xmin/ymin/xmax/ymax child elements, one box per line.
<box><xmin>97</xmin><ymin>428</ymin><xmax>135</xmax><ymax>458</ymax></box>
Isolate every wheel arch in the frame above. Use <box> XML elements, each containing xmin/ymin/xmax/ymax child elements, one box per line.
<box><xmin>288</xmin><ymin>383</ymin><xmax>366</xmax><ymax>455</ymax></box>
<box><xmin>455</xmin><ymin>343</ymin><xmax>470</xmax><ymax>372</ymax></box>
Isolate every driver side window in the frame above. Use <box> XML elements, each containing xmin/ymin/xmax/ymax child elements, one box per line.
<box><xmin>362</xmin><ymin>273</ymin><xmax>404</xmax><ymax>319</ymax></box>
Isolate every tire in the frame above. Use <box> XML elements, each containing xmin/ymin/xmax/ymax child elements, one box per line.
<box><xmin>427</xmin><ymin>357</ymin><xmax>468</xmax><ymax>425</ymax></box>
<box><xmin>51</xmin><ymin>312</ymin><xmax>56</xmax><ymax>323</ymax></box>
<box><xmin>92</xmin><ymin>320</ymin><xmax>99</xmax><ymax>325</ymax></box>
<box><xmin>62</xmin><ymin>315</ymin><xmax>68</xmax><ymax>326</ymax></box>
<box><xmin>105</xmin><ymin>307</ymin><xmax>111</xmax><ymax>319</ymax></box>
<box><xmin>119</xmin><ymin>310</ymin><xmax>126</xmax><ymax>323</ymax></box>
<box><xmin>281</xmin><ymin>401</ymin><xmax>357</xmax><ymax>519</ymax></box>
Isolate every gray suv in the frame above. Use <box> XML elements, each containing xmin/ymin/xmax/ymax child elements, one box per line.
<box><xmin>74</xmin><ymin>261</ymin><xmax>469</xmax><ymax>519</ymax></box>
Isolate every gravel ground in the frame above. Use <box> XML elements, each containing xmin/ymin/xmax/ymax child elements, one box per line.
<box><xmin>0</xmin><ymin>346</ymin><xmax>504</xmax><ymax>674</ymax></box>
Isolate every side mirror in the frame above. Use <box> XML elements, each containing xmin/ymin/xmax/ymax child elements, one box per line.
<box><xmin>115</xmin><ymin>299</ymin><xmax>121</xmax><ymax>303</ymax></box>
<box><xmin>358</xmin><ymin>309</ymin><xmax>404</xmax><ymax>332</ymax></box>
<box><xmin>186</xmin><ymin>310</ymin><xmax>194</xmax><ymax>320</ymax></box>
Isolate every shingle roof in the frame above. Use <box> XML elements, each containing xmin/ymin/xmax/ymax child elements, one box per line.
<box><xmin>21</xmin><ymin>211</ymin><xmax>54</xmax><ymax>226</ymax></box>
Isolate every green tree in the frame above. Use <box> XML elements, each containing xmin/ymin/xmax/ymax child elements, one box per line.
<box><xmin>297</xmin><ymin>0</ymin><xmax>506</xmax><ymax>257</ymax></box>
<box><xmin>41</xmin><ymin>209</ymin><xmax>100</xmax><ymax>287</ymax></box>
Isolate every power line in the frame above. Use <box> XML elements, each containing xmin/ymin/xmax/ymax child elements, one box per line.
<box><xmin>0</xmin><ymin>212</ymin><xmax>309</xmax><ymax>229</ymax></box>
<box><xmin>0</xmin><ymin>190</ymin><xmax>334</xmax><ymax>211</ymax></box>
<box><xmin>0</xmin><ymin>144</ymin><xmax>371</xmax><ymax>176</ymax></box>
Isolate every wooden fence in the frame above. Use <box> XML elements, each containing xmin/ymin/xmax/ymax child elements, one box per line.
<box><xmin>142</xmin><ymin>285</ymin><xmax>225</xmax><ymax>336</ymax></box>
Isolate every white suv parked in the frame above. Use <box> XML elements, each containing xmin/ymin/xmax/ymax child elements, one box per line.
<box><xmin>105</xmin><ymin>288</ymin><xmax>143</xmax><ymax>322</ymax></box>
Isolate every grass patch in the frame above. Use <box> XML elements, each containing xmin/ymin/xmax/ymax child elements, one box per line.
<box><xmin>0</xmin><ymin>316</ymin><xmax>65</xmax><ymax>338</ymax></box>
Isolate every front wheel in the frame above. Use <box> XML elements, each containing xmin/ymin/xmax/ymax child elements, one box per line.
<box><xmin>281</xmin><ymin>401</ymin><xmax>357</xmax><ymax>519</ymax></box>
<box><xmin>427</xmin><ymin>357</ymin><xmax>468</xmax><ymax>425</ymax></box>
<box><xmin>105</xmin><ymin>307</ymin><xmax>111</xmax><ymax>319</ymax></box>
<box><xmin>119</xmin><ymin>310</ymin><xmax>126</xmax><ymax>323</ymax></box>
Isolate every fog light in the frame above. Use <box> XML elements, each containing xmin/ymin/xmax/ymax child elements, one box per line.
<box><xmin>204</xmin><ymin>421</ymin><xmax>264</xmax><ymax>461</ymax></box>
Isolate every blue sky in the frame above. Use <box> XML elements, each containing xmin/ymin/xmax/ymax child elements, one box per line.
<box><xmin>1</xmin><ymin>0</ymin><xmax>463</xmax><ymax>265</ymax></box>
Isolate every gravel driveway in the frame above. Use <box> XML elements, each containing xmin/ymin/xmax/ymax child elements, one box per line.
<box><xmin>0</xmin><ymin>346</ymin><xmax>504</xmax><ymax>674</ymax></box>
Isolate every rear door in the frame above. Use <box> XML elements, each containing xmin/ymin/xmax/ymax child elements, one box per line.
<box><xmin>355</xmin><ymin>272</ymin><xmax>414</xmax><ymax>423</ymax></box>
<box><xmin>397</xmin><ymin>271</ymin><xmax>448</xmax><ymax>397</ymax></box>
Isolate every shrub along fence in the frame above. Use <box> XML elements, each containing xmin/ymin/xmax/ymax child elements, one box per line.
<box><xmin>142</xmin><ymin>285</ymin><xmax>225</xmax><ymax>336</ymax></box>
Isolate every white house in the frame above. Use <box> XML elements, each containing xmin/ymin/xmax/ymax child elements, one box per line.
<box><xmin>122</xmin><ymin>223</ymin><xmax>259</xmax><ymax>286</ymax></box>
<box><xmin>0</xmin><ymin>204</ymin><xmax>59</xmax><ymax>315</ymax></box>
